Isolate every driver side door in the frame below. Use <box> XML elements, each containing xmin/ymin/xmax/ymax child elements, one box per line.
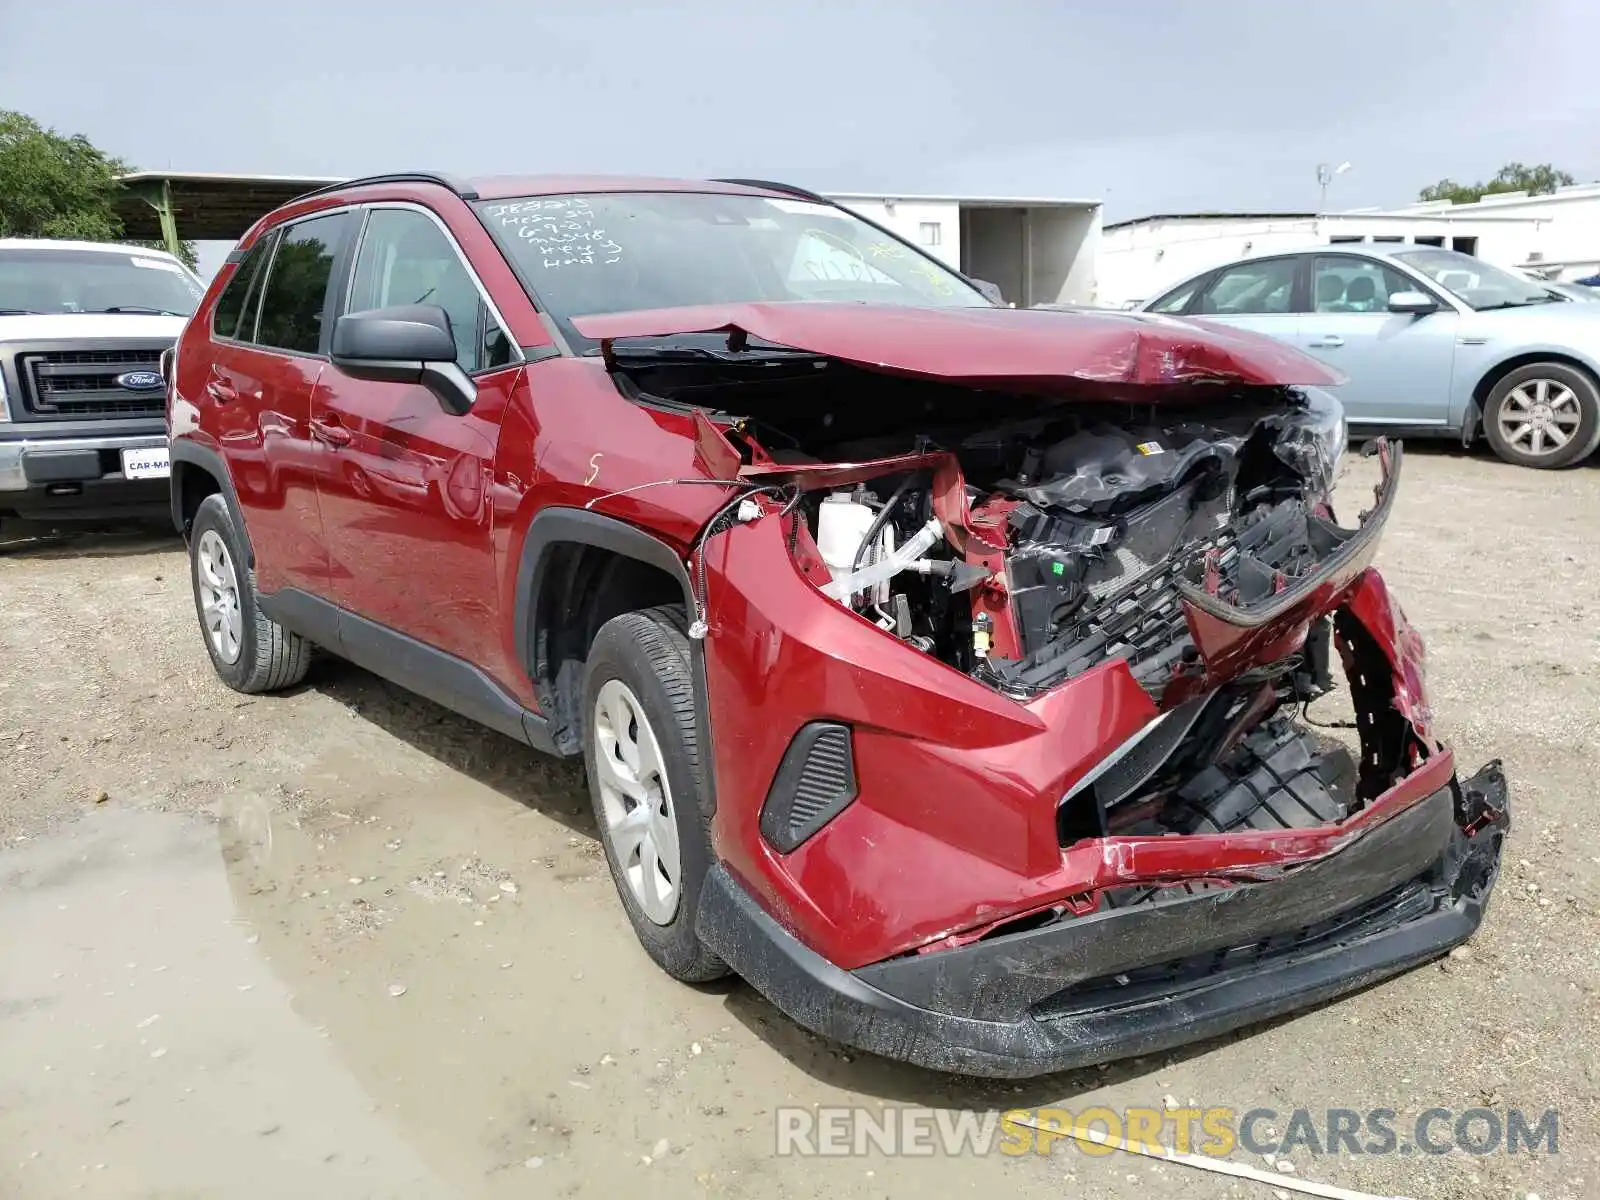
<box><xmin>312</xmin><ymin>204</ymin><xmax>520</xmax><ymax>670</ymax></box>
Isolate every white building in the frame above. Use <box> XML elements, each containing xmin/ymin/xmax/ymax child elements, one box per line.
<box><xmin>1096</xmin><ymin>209</ymin><xmax>1548</xmax><ymax>309</ymax></box>
<box><xmin>829</xmin><ymin>193</ymin><xmax>1102</xmax><ymax>308</ymax></box>
<box><xmin>1388</xmin><ymin>183</ymin><xmax>1600</xmax><ymax>280</ymax></box>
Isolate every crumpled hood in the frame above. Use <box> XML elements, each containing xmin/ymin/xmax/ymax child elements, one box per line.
<box><xmin>572</xmin><ymin>302</ymin><xmax>1345</xmax><ymax>391</ymax></box>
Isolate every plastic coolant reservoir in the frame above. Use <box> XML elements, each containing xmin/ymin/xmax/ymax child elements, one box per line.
<box><xmin>815</xmin><ymin>492</ymin><xmax>877</xmax><ymax>580</ymax></box>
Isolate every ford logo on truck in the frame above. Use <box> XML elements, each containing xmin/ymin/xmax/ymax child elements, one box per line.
<box><xmin>116</xmin><ymin>370</ymin><xmax>165</xmax><ymax>392</ymax></box>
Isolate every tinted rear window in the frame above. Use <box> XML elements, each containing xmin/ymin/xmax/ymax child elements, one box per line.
<box><xmin>254</xmin><ymin>213</ymin><xmax>354</xmax><ymax>354</ymax></box>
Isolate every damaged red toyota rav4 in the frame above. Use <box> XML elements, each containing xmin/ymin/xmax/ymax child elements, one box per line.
<box><xmin>165</xmin><ymin>174</ymin><xmax>1509</xmax><ymax>1077</ymax></box>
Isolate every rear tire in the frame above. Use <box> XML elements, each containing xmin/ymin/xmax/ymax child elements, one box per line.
<box><xmin>188</xmin><ymin>494</ymin><xmax>311</xmax><ymax>693</ymax></box>
<box><xmin>1481</xmin><ymin>362</ymin><xmax>1600</xmax><ymax>468</ymax></box>
<box><xmin>582</xmin><ymin>605</ymin><xmax>728</xmax><ymax>983</ymax></box>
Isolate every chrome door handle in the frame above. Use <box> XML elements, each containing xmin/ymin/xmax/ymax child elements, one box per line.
<box><xmin>1307</xmin><ymin>335</ymin><xmax>1345</xmax><ymax>348</ymax></box>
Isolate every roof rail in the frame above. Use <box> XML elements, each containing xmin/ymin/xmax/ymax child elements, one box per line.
<box><xmin>294</xmin><ymin>172</ymin><xmax>479</xmax><ymax>202</ymax></box>
<box><xmin>712</xmin><ymin>178</ymin><xmax>830</xmax><ymax>205</ymax></box>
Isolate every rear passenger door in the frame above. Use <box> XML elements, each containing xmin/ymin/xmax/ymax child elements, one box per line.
<box><xmin>204</xmin><ymin>210</ymin><xmax>355</xmax><ymax>597</ymax></box>
<box><xmin>1188</xmin><ymin>256</ymin><xmax>1305</xmax><ymax>345</ymax></box>
<box><xmin>312</xmin><ymin>204</ymin><xmax>521</xmax><ymax>671</ymax></box>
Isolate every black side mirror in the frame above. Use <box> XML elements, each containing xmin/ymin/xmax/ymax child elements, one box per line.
<box><xmin>967</xmin><ymin>277</ymin><xmax>1005</xmax><ymax>306</ymax></box>
<box><xmin>331</xmin><ymin>304</ymin><xmax>476</xmax><ymax>415</ymax></box>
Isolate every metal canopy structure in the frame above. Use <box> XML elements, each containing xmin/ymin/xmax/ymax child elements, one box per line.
<box><xmin>116</xmin><ymin>172</ymin><xmax>343</xmax><ymax>253</ymax></box>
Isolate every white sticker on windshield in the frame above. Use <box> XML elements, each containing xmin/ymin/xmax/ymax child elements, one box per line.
<box><xmin>765</xmin><ymin>198</ymin><xmax>832</xmax><ymax>216</ymax></box>
<box><xmin>129</xmin><ymin>257</ymin><xmax>184</xmax><ymax>273</ymax></box>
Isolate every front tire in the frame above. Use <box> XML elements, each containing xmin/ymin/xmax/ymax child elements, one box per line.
<box><xmin>188</xmin><ymin>494</ymin><xmax>311</xmax><ymax>693</ymax></box>
<box><xmin>582</xmin><ymin>605</ymin><xmax>727</xmax><ymax>983</ymax></box>
<box><xmin>1482</xmin><ymin>362</ymin><xmax>1600</xmax><ymax>468</ymax></box>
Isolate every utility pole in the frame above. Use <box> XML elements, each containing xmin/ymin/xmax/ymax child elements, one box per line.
<box><xmin>1317</xmin><ymin>161</ymin><xmax>1352</xmax><ymax>216</ymax></box>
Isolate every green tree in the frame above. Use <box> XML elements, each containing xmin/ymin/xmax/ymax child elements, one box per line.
<box><xmin>0</xmin><ymin>110</ymin><xmax>196</xmax><ymax>269</ymax></box>
<box><xmin>1418</xmin><ymin>162</ymin><xmax>1577</xmax><ymax>205</ymax></box>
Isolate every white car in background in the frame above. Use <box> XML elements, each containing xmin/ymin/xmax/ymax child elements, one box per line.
<box><xmin>0</xmin><ymin>240</ymin><xmax>201</xmax><ymax>533</ymax></box>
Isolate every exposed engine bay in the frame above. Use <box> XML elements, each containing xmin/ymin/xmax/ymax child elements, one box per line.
<box><xmin>602</xmin><ymin>340</ymin><xmax>1405</xmax><ymax>849</ymax></box>
<box><xmin>787</xmin><ymin>394</ymin><xmax>1357</xmax><ymax>706</ymax></box>
<box><xmin>617</xmin><ymin>348</ymin><xmax>1365</xmax><ymax>709</ymax></box>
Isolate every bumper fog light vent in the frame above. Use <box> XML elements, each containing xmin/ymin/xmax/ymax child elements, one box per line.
<box><xmin>759</xmin><ymin>722</ymin><xmax>858</xmax><ymax>853</ymax></box>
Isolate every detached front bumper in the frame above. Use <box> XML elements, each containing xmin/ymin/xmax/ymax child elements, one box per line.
<box><xmin>697</xmin><ymin>762</ymin><xmax>1509</xmax><ymax>1078</ymax></box>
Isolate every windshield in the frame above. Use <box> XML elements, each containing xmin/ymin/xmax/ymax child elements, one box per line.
<box><xmin>1391</xmin><ymin>248</ymin><xmax>1556</xmax><ymax>311</ymax></box>
<box><xmin>0</xmin><ymin>247</ymin><xmax>203</xmax><ymax>316</ymax></box>
<box><xmin>1548</xmin><ymin>281</ymin><xmax>1600</xmax><ymax>302</ymax></box>
<box><xmin>474</xmin><ymin>191</ymin><xmax>990</xmax><ymax>346</ymax></box>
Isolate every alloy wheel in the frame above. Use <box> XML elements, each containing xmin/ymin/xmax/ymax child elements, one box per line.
<box><xmin>591</xmin><ymin>678</ymin><xmax>681</xmax><ymax>924</ymax></box>
<box><xmin>196</xmin><ymin>529</ymin><xmax>243</xmax><ymax>664</ymax></box>
<box><xmin>1498</xmin><ymin>378</ymin><xmax>1583</xmax><ymax>458</ymax></box>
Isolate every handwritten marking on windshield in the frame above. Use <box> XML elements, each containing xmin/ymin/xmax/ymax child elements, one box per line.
<box><xmin>485</xmin><ymin>197</ymin><xmax>623</xmax><ymax>269</ymax></box>
<box><xmin>911</xmin><ymin>262</ymin><xmax>955</xmax><ymax>296</ymax></box>
<box><xmin>804</xmin><ymin>259</ymin><xmax>878</xmax><ymax>282</ymax></box>
<box><xmin>796</xmin><ymin>229</ymin><xmax>898</xmax><ymax>286</ymax></box>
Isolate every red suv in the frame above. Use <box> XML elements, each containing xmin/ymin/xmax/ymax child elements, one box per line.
<box><xmin>168</xmin><ymin>173</ymin><xmax>1509</xmax><ymax>1077</ymax></box>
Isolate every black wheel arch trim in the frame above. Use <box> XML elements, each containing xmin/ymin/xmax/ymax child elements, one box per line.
<box><xmin>512</xmin><ymin>507</ymin><xmax>718</xmax><ymax>800</ymax></box>
<box><xmin>169</xmin><ymin>440</ymin><xmax>255</xmax><ymax>566</ymax></box>
<box><xmin>512</xmin><ymin>508</ymin><xmax>696</xmax><ymax>668</ymax></box>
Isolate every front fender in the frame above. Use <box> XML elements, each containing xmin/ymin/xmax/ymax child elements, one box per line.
<box><xmin>1454</xmin><ymin>331</ymin><xmax>1600</xmax><ymax>440</ymax></box>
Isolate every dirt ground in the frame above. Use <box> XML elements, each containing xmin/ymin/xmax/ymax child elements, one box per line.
<box><xmin>1</xmin><ymin>443</ymin><xmax>1596</xmax><ymax>1200</ymax></box>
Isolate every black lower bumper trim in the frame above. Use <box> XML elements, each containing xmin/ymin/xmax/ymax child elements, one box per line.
<box><xmin>1</xmin><ymin>478</ymin><xmax>169</xmax><ymax>521</ymax></box>
<box><xmin>696</xmin><ymin>763</ymin><xmax>1509</xmax><ymax>1078</ymax></box>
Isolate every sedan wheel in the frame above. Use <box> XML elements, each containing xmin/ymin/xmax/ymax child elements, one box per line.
<box><xmin>592</xmin><ymin>677</ymin><xmax>681</xmax><ymax>925</ymax></box>
<box><xmin>1483</xmin><ymin>362</ymin><xmax>1600</xmax><ymax>469</ymax></box>
<box><xmin>1496</xmin><ymin>377</ymin><xmax>1583</xmax><ymax>459</ymax></box>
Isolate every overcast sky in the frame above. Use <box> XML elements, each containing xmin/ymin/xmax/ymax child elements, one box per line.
<box><xmin>4</xmin><ymin>0</ymin><xmax>1597</xmax><ymax>274</ymax></box>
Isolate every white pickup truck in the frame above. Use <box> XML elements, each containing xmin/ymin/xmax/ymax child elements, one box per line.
<box><xmin>0</xmin><ymin>239</ymin><xmax>202</xmax><ymax>532</ymax></box>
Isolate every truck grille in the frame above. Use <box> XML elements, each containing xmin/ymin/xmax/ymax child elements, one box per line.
<box><xmin>16</xmin><ymin>347</ymin><xmax>169</xmax><ymax>419</ymax></box>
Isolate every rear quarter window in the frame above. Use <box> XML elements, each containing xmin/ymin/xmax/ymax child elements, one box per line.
<box><xmin>212</xmin><ymin>236</ymin><xmax>274</xmax><ymax>340</ymax></box>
